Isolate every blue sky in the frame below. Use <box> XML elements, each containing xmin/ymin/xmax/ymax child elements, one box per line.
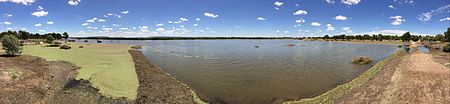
<box><xmin>0</xmin><ymin>0</ymin><xmax>449</xmax><ymax>37</ymax></box>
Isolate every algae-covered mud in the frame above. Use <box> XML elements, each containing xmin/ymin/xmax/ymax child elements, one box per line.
<box><xmin>135</xmin><ymin>40</ymin><xmax>398</xmax><ymax>103</ymax></box>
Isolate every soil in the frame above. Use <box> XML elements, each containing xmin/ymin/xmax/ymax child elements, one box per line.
<box><xmin>337</xmin><ymin>42</ymin><xmax>450</xmax><ymax>103</ymax></box>
<box><xmin>129</xmin><ymin>49</ymin><xmax>198</xmax><ymax>104</ymax></box>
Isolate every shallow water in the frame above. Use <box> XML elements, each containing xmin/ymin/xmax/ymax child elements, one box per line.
<box><xmin>75</xmin><ymin>39</ymin><xmax>398</xmax><ymax>104</ymax></box>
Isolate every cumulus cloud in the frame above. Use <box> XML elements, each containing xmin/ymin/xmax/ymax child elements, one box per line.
<box><xmin>3</xmin><ymin>21</ymin><xmax>12</xmax><ymax>25</ymax></box>
<box><xmin>98</xmin><ymin>19</ymin><xmax>106</xmax><ymax>22</ymax></box>
<box><xmin>195</xmin><ymin>18</ymin><xmax>201</xmax><ymax>21</ymax></box>
<box><xmin>204</xmin><ymin>12</ymin><xmax>219</xmax><ymax>18</ymax></box>
<box><xmin>333</xmin><ymin>15</ymin><xmax>348</xmax><ymax>20</ymax></box>
<box><xmin>4</xmin><ymin>13</ymin><xmax>12</xmax><ymax>17</ymax></box>
<box><xmin>34</xmin><ymin>23</ymin><xmax>42</xmax><ymax>27</ymax></box>
<box><xmin>388</xmin><ymin>5</ymin><xmax>396</xmax><ymax>9</ymax></box>
<box><xmin>155</xmin><ymin>23</ymin><xmax>164</xmax><ymax>27</ymax></box>
<box><xmin>390</xmin><ymin>15</ymin><xmax>405</xmax><ymax>25</ymax></box>
<box><xmin>156</xmin><ymin>28</ymin><xmax>165</xmax><ymax>32</ymax></box>
<box><xmin>31</xmin><ymin>6</ymin><xmax>48</xmax><ymax>17</ymax></box>
<box><xmin>341</xmin><ymin>0</ymin><xmax>361</xmax><ymax>5</ymax></box>
<box><xmin>0</xmin><ymin>0</ymin><xmax>35</xmax><ymax>5</ymax></box>
<box><xmin>326</xmin><ymin>24</ymin><xmax>335</xmax><ymax>31</ymax></box>
<box><xmin>46</xmin><ymin>21</ymin><xmax>54</xmax><ymax>24</ymax></box>
<box><xmin>417</xmin><ymin>4</ymin><xmax>450</xmax><ymax>22</ymax></box>
<box><xmin>393</xmin><ymin>0</ymin><xmax>414</xmax><ymax>4</ymax></box>
<box><xmin>256</xmin><ymin>17</ymin><xmax>267</xmax><ymax>21</ymax></box>
<box><xmin>81</xmin><ymin>23</ymin><xmax>89</xmax><ymax>26</ymax></box>
<box><xmin>295</xmin><ymin>18</ymin><xmax>305</xmax><ymax>23</ymax></box>
<box><xmin>86</xmin><ymin>18</ymin><xmax>98</xmax><ymax>23</ymax></box>
<box><xmin>341</xmin><ymin>27</ymin><xmax>352</xmax><ymax>33</ymax></box>
<box><xmin>68</xmin><ymin>0</ymin><xmax>81</xmax><ymax>6</ymax></box>
<box><xmin>325</xmin><ymin>0</ymin><xmax>335</xmax><ymax>4</ymax></box>
<box><xmin>121</xmin><ymin>11</ymin><xmax>129</xmax><ymax>14</ymax></box>
<box><xmin>439</xmin><ymin>17</ymin><xmax>450</xmax><ymax>21</ymax></box>
<box><xmin>311</xmin><ymin>22</ymin><xmax>321</xmax><ymax>26</ymax></box>
<box><xmin>363</xmin><ymin>29</ymin><xmax>408</xmax><ymax>35</ymax></box>
<box><xmin>293</xmin><ymin>10</ymin><xmax>308</xmax><ymax>15</ymax></box>
<box><xmin>193</xmin><ymin>24</ymin><xmax>199</xmax><ymax>26</ymax></box>
<box><xmin>179</xmin><ymin>18</ymin><xmax>188</xmax><ymax>22</ymax></box>
<box><xmin>274</xmin><ymin>1</ymin><xmax>283</xmax><ymax>10</ymax></box>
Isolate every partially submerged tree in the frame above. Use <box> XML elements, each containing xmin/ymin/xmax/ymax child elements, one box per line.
<box><xmin>1</xmin><ymin>35</ymin><xmax>22</xmax><ymax>56</ymax></box>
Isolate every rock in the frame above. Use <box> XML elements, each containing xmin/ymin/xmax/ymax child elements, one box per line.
<box><xmin>254</xmin><ymin>46</ymin><xmax>259</xmax><ymax>48</ymax></box>
<box><xmin>288</xmin><ymin>44</ymin><xmax>295</xmax><ymax>46</ymax></box>
<box><xmin>79</xmin><ymin>46</ymin><xmax>84</xmax><ymax>48</ymax></box>
<box><xmin>60</xmin><ymin>45</ymin><xmax>71</xmax><ymax>50</ymax></box>
<box><xmin>352</xmin><ymin>56</ymin><xmax>373</xmax><ymax>64</ymax></box>
<box><xmin>444</xmin><ymin>63</ymin><xmax>450</xmax><ymax>66</ymax></box>
<box><xmin>131</xmin><ymin>45</ymin><xmax>142</xmax><ymax>49</ymax></box>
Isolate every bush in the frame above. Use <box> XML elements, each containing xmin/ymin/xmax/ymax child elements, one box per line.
<box><xmin>1</xmin><ymin>35</ymin><xmax>22</xmax><ymax>56</ymax></box>
<box><xmin>60</xmin><ymin>45</ymin><xmax>71</xmax><ymax>50</ymax></box>
<box><xmin>45</xmin><ymin>35</ymin><xmax>55</xmax><ymax>44</ymax></box>
<box><xmin>79</xmin><ymin>46</ymin><xmax>84</xmax><ymax>48</ymax></box>
<box><xmin>352</xmin><ymin>56</ymin><xmax>373</xmax><ymax>64</ymax></box>
<box><xmin>443</xmin><ymin>44</ymin><xmax>450</xmax><ymax>53</ymax></box>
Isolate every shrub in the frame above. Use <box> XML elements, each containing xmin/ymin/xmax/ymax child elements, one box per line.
<box><xmin>352</xmin><ymin>56</ymin><xmax>373</xmax><ymax>64</ymax></box>
<box><xmin>79</xmin><ymin>46</ymin><xmax>84</xmax><ymax>48</ymax></box>
<box><xmin>60</xmin><ymin>45</ymin><xmax>71</xmax><ymax>50</ymax></box>
<box><xmin>45</xmin><ymin>35</ymin><xmax>55</xmax><ymax>44</ymax></box>
<box><xmin>9</xmin><ymin>68</ymin><xmax>22</xmax><ymax>79</ymax></box>
<box><xmin>443</xmin><ymin>44</ymin><xmax>450</xmax><ymax>53</ymax></box>
<box><xmin>1</xmin><ymin>35</ymin><xmax>22</xmax><ymax>56</ymax></box>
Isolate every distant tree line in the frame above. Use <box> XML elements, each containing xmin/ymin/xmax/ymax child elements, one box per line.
<box><xmin>0</xmin><ymin>30</ymin><xmax>69</xmax><ymax>40</ymax></box>
<box><xmin>74</xmin><ymin>36</ymin><xmax>302</xmax><ymax>40</ymax></box>
<box><xmin>316</xmin><ymin>27</ymin><xmax>450</xmax><ymax>42</ymax></box>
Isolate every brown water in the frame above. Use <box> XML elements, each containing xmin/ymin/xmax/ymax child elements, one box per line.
<box><xmin>76</xmin><ymin>39</ymin><xmax>398</xmax><ymax>103</ymax></box>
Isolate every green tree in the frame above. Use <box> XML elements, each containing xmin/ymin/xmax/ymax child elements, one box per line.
<box><xmin>377</xmin><ymin>34</ymin><xmax>383</xmax><ymax>41</ymax></box>
<box><xmin>1</xmin><ymin>35</ymin><xmax>22</xmax><ymax>56</ymax></box>
<box><xmin>45</xmin><ymin>35</ymin><xmax>55</xmax><ymax>44</ymax></box>
<box><xmin>63</xmin><ymin>32</ymin><xmax>69</xmax><ymax>39</ymax></box>
<box><xmin>323</xmin><ymin>35</ymin><xmax>330</xmax><ymax>39</ymax></box>
<box><xmin>401</xmin><ymin>32</ymin><xmax>411</xmax><ymax>42</ymax></box>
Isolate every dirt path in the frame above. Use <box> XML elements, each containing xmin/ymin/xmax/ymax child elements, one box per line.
<box><xmin>338</xmin><ymin>42</ymin><xmax>450</xmax><ymax>103</ymax></box>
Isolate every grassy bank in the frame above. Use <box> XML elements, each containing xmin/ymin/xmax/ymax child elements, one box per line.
<box><xmin>283</xmin><ymin>50</ymin><xmax>404</xmax><ymax>104</ymax></box>
<box><xmin>22</xmin><ymin>43</ymin><xmax>138</xmax><ymax>100</ymax></box>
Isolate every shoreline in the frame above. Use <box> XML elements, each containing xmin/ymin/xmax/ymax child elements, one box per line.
<box><xmin>283</xmin><ymin>49</ymin><xmax>407</xmax><ymax>104</ymax></box>
<box><xmin>303</xmin><ymin>39</ymin><xmax>405</xmax><ymax>45</ymax></box>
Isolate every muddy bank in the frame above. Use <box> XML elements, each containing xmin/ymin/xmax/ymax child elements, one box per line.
<box><xmin>128</xmin><ymin>49</ymin><xmax>205</xmax><ymax>104</ymax></box>
<box><xmin>0</xmin><ymin>55</ymin><xmax>78</xmax><ymax>103</ymax></box>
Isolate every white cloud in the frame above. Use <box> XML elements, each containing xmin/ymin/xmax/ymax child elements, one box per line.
<box><xmin>81</xmin><ymin>23</ymin><xmax>89</xmax><ymax>26</ymax></box>
<box><xmin>34</xmin><ymin>23</ymin><xmax>42</xmax><ymax>27</ymax></box>
<box><xmin>439</xmin><ymin>17</ymin><xmax>450</xmax><ymax>21</ymax></box>
<box><xmin>417</xmin><ymin>4</ymin><xmax>450</xmax><ymax>22</ymax></box>
<box><xmin>393</xmin><ymin>0</ymin><xmax>414</xmax><ymax>4</ymax></box>
<box><xmin>195</xmin><ymin>18</ymin><xmax>201</xmax><ymax>21</ymax></box>
<box><xmin>4</xmin><ymin>13</ymin><xmax>12</xmax><ymax>17</ymax></box>
<box><xmin>156</xmin><ymin>28</ymin><xmax>165</xmax><ymax>32</ymax></box>
<box><xmin>193</xmin><ymin>24</ymin><xmax>199</xmax><ymax>26</ymax></box>
<box><xmin>390</xmin><ymin>15</ymin><xmax>405</xmax><ymax>25</ymax></box>
<box><xmin>119</xmin><ymin>28</ymin><xmax>128</xmax><ymax>30</ymax></box>
<box><xmin>341</xmin><ymin>27</ymin><xmax>352</xmax><ymax>33</ymax></box>
<box><xmin>325</xmin><ymin>0</ymin><xmax>335</xmax><ymax>4</ymax></box>
<box><xmin>38</xmin><ymin>30</ymin><xmax>45</xmax><ymax>32</ymax></box>
<box><xmin>388</xmin><ymin>5</ymin><xmax>396</xmax><ymax>9</ymax></box>
<box><xmin>311</xmin><ymin>22</ymin><xmax>321</xmax><ymax>26</ymax></box>
<box><xmin>341</xmin><ymin>0</ymin><xmax>361</xmax><ymax>5</ymax></box>
<box><xmin>3</xmin><ymin>21</ymin><xmax>12</xmax><ymax>25</ymax></box>
<box><xmin>121</xmin><ymin>11</ymin><xmax>129</xmax><ymax>14</ymax></box>
<box><xmin>274</xmin><ymin>1</ymin><xmax>283</xmax><ymax>7</ymax></box>
<box><xmin>293</xmin><ymin>10</ymin><xmax>308</xmax><ymax>15</ymax></box>
<box><xmin>363</xmin><ymin>29</ymin><xmax>407</xmax><ymax>35</ymax></box>
<box><xmin>31</xmin><ymin>6</ymin><xmax>48</xmax><ymax>17</ymax></box>
<box><xmin>98</xmin><ymin>19</ymin><xmax>106</xmax><ymax>22</ymax></box>
<box><xmin>102</xmin><ymin>28</ymin><xmax>113</xmax><ymax>31</ymax></box>
<box><xmin>204</xmin><ymin>12</ymin><xmax>219</xmax><ymax>18</ymax></box>
<box><xmin>139</xmin><ymin>26</ymin><xmax>149</xmax><ymax>29</ymax></box>
<box><xmin>46</xmin><ymin>21</ymin><xmax>54</xmax><ymax>24</ymax></box>
<box><xmin>68</xmin><ymin>0</ymin><xmax>81</xmax><ymax>6</ymax></box>
<box><xmin>155</xmin><ymin>23</ymin><xmax>164</xmax><ymax>27</ymax></box>
<box><xmin>295</xmin><ymin>18</ymin><xmax>305</xmax><ymax>23</ymax></box>
<box><xmin>86</xmin><ymin>17</ymin><xmax>98</xmax><ymax>23</ymax></box>
<box><xmin>333</xmin><ymin>15</ymin><xmax>348</xmax><ymax>20</ymax></box>
<box><xmin>256</xmin><ymin>17</ymin><xmax>267</xmax><ymax>21</ymax></box>
<box><xmin>0</xmin><ymin>0</ymin><xmax>35</xmax><ymax>5</ymax></box>
<box><xmin>179</xmin><ymin>18</ymin><xmax>188</xmax><ymax>22</ymax></box>
<box><xmin>87</xmin><ymin>26</ymin><xmax>97</xmax><ymax>29</ymax></box>
<box><xmin>326</xmin><ymin>24</ymin><xmax>335</xmax><ymax>31</ymax></box>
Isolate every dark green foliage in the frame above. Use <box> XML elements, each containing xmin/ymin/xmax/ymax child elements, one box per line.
<box><xmin>401</xmin><ymin>32</ymin><xmax>411</xmax><ymax>42</ymax></box>
<box><xmin>444</xmin><ymin>27</ymin><xmax>450</xmax><ymax>42</ymax></box>
<box><xmin>0</xmin><ymin>30</ymin><xmax>69</xmax><ymax>40</ymax></box>
<box><xmin>1</xmin><ymin>35</ymin><xmax>22</xmax><ymax>56</ymax></box>
<box><xmin>45</xmin><ymin>35</ymin><xmax>55</xmax><ymax>44</ymax></box>
<box><xmin>443</xmin><ymin>44</ymin><xmax>450</xmax><ymax>53</ymax></box>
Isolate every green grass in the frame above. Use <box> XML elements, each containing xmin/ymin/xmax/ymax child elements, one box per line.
<box><xmin>283</xmin><ymin>50</ymin><xmax>404</xmax><ymax>104</ymax></box>
<box><xmin>23</xmin><ymin>43</ymin><xmax>138</xmax><ymax>100</ymax></box>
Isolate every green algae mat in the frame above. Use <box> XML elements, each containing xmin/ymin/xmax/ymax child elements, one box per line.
<box><xmin>23</xmin><ymin>43</ymin><xmax>138</xmax><ymax>100</ymax></box>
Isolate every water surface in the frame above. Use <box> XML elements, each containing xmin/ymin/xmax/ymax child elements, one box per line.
<box><xmin>136</xmin><ymin>40</ymin><xmax>397</xmax><ymax>104</ymax></box>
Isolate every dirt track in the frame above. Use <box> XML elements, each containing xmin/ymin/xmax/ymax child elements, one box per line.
<box><xmin>338</xmin><ymin>42</ymin><xmax>450</xmax><ymax>103</ymax></box>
